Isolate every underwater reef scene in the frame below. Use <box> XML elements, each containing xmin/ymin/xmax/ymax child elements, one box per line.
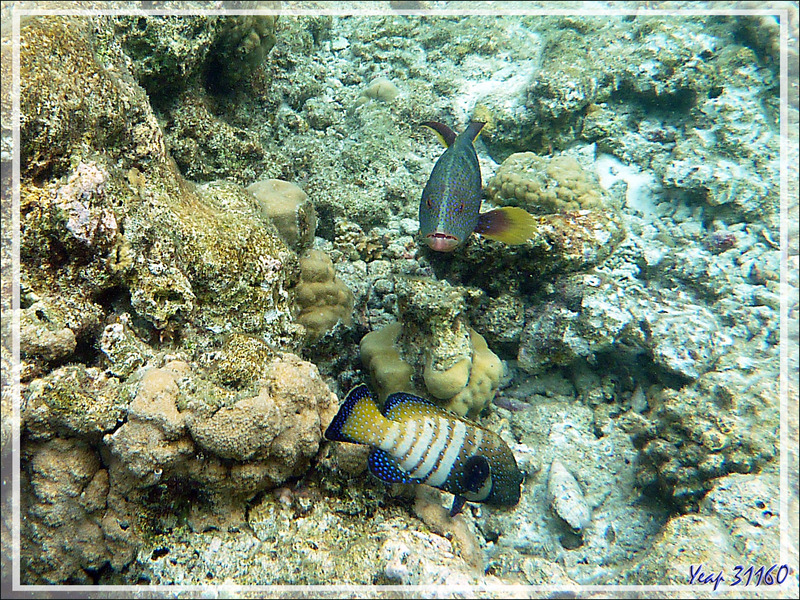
<box><xmin>1</xmin><ymin>0</ymin><xmax>799</xmax><ymax>595</ymax></box>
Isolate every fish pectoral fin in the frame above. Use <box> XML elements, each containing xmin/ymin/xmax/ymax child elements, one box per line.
<box><xmin>475</xmin><ymin>207</ymin><xmax>539</xmax><ymax>245</ymax></box>
<box><xmin>449</xmin><ymin>495</ymin><xmax>468</xmax><ymax>517</ymax></box>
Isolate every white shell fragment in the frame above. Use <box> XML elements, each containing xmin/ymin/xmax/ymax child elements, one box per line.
<box><xmin>548</xmin><ymin>459</ymin><xmax>591</xmax><ymax>532</ymax></box>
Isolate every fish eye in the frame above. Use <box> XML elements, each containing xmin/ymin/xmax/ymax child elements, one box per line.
<box><xmin>426</xmin><ymin>198</ymin><xmax>433</xmax><ymax>208</ymax></box>
<box><xmin>458</xmin><ymin>202</ymin><xmax>465</xmax><ymax>211</ymax></box>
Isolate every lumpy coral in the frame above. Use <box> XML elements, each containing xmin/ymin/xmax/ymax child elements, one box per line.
<box><xmin>106</xmin><ymin>354</ymin><xmax>337</xmax><ymax>516</ymax></box>
<box><xmin>360</xmin><ymin>277</ymin><xmax>503</xmax><ymax>417</ymax></box>
<box><xmin>294</xmin><ymin>249</ymin><xmax>355</xmax><ymax>342</ymax></box>
<box><xmin>485</xmin><ymin>152</ymin><xmax>607</xmax><ymax>213</ymax></box>
<box><xmin>359</xmin><ymin>321</ymin><xmax>415</xmax><ymax>396</ymax></box>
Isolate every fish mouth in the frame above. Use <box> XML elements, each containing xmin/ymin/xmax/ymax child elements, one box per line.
<box><xmin>425</xmin><ymin>232</ymin><xmax>460</xmax><ymax>252</ymax></box>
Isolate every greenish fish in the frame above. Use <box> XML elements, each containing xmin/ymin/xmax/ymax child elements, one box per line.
<box><xmin>419</xmin><ymin>121</ymin><xmax>538</xmax><ymax>252</ymax></box>
<box><xmin>325</xmin><ymin>384</ymin><xmax>523</xmax><ymax>516</ymax></box>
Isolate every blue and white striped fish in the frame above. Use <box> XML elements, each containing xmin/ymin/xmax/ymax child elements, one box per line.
<box><xmin>325</xmin><ymin>384</ymin><xmax>523</xmax><ymax>516</ymax></box>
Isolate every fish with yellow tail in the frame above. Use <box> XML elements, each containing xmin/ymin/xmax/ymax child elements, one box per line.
<box><xmin>420</xmin><ymin>121</ymin><xmax>538</xmax><ymax>252</ymax></box>
<box><xmin>325</xmin><ymin>384</ymin><xmax>523</xmax><ymax>516</ymax></box>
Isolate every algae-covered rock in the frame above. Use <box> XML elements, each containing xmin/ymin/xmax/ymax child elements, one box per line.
<box><xmin>23</xmin><ymin>365</ymin><xmax>126</xmax><ymax>442</ymax></box>
<box><xmin>19</xmin><ymin>17</ymin><xmax>164</xmax><ymax>181</ymax></box>
<box><xmin>19</xmin><ymin>16</ymin><xmax>301</xmax><ymax>353</ymax></box>
<box><xmin>19</xmin><ymin>293</ymin><xmax>103</xmax><ymax>371</ymax></box>
<box><xmin>110</xmin><ymin>14</ymin><xmax>277</xmax><ymax>99</ymax></box>
<box><xmin>98</xmin><ymin>316</ymin><xmax>155</xmax><ymax>379</ymax></box>
<box><xmin>625</xmin><ymin>370</ymin><xmax>779</xmax><ymax>511</ymax></box>
<box><xmin>211</xmin><ymin>333</ymin><xmax>275</xmax><ymax>389</ymax></box>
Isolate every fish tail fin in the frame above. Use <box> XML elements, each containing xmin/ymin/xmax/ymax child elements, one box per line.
<box><xmin>324</xmin><ymin>384</ymin><xmax>388</xmax><ymax>446</ymax></box>
<box><xmin>463</xmin><ymin>121</ymin><xmax>485</xmax><ymax>142</ymax></box>
<box><xmin>421</xmin><ymin>121</ymin><xmax>457</xmax><ymax>147</ymax></box>
<box><xmin>475</xmin><ymin>207</ymin><xmax>539</xmax><ymax>245</ymax></box>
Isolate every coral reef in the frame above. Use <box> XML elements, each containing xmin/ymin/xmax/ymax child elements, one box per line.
<box><xmin>98</xmin><ymin>315</ymin><xmax>154</xmax><ymax>379</ymax></box>
<box><xmin>623</xmin><ymin>369</ymin><xmax>779</xmax><ymax>511</ymax></box>
<box><xmin>107</xmin><ymin>355</ymin><xmax>337</xmax><ymax>501</ymax></box>
<box><xmin>6</xmin><ymin>7</ymin><xmax>793</xmax><ymax>589</ymax></box>
<box><xmin>352</xmin><ymin>76</ymin><xmax>402</xmax><ymax>111</ymax></box>
<box><xmin>109</xmin><ymin>14</ymin><xmax>277</xmax><ymax>99</ymax></box>
<box><xmin>429</xmin><ymin>205</ymin><xmax>625</xmax><ymax>297</ymax></box>
<box><xmin>205</xmin><ymin>16</ymin><xmax>278</xmax><ymax>93</ymax></box>
<box><xmin>294</xmin><ymin>249</ymin><xmax>355</xmax><ymax>342</ymax></box>
<box><xmin>360</xmin><ymin>277</ymin><xmax>503</xmax><ymax>417</ymax></box>
<box><xmin>161</xmin><ymin>92</ymin><xmax>269</xmax><ymax>183</ymax></box>
<box><xmin>516</xmin><ymin>270</ymin><xmax>732</xmax><ymax>380</ymax></box>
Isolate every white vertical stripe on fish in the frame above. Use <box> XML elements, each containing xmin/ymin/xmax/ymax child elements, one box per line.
<box><xmin>471</xmin><ymin>427</ymin><xmax>484</xmax><ymax>455</ymax></box>
<box><xmin>379</xmin><ymin>421</ymin><xmax>401</xmax><ymax>452</ymax></box>
<box><xmin>393</xmin><ymin>417</ymin><xmax>418</xmax><ymax>458</ymax></box>
<box><xmin>409</xmin><ymin>416</ymin><xmax>450</xmax><ymax>479</ymax></box>
<box><xmin>401</xmin><ymin>416</ymin><xmax>435</xmax><ymax>472</ymax></box>
<box><xmin>425</xmin><ymin>419</ymin><xmax>467</xmax><ymax>487</ymax></box>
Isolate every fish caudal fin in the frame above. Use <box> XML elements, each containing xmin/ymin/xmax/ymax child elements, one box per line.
<box><xmin>462</xmin><ymin>121</ymin><xmax>485</xmax><ymax>143</ymax></box>
<box><xmin>475</xmin><ymin>207</ymin><xmax>538</xmax><ymax>245</ymax></box>
<box><xmin>324</xmin><ymin>384</ymin><xmax>388</xmax><ymax>446</ymax></box>
<box><xmin>421</xmin><ymin>121</ymin><xmax>458</xmax><ymax>147</ymax></box>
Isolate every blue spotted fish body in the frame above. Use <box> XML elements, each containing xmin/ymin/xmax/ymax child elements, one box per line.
<box><xmin>420</xmin><ymin>121</ymin><xmax>539</xmax><ymax>252</ymax></box>
<box><xmin>325</xmin><ymin>384</ymin><xmax>523</xmax><ymax>516</ymax></box>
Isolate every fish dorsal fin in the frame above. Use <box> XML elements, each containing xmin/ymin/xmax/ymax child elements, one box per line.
<box><xmin>421</xmin><ymin>121</ymin><xmax>457</xmax><ymax>147</ymax></box>
<box><xmin>384</xmin><ymin>391</ymin><xmax>488</xmax><ymax>431</ymax></box>
<box><xmin>368</xmin><ymin>447</ymin><xmax>419</xmax><ymax>484</ymax></box>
